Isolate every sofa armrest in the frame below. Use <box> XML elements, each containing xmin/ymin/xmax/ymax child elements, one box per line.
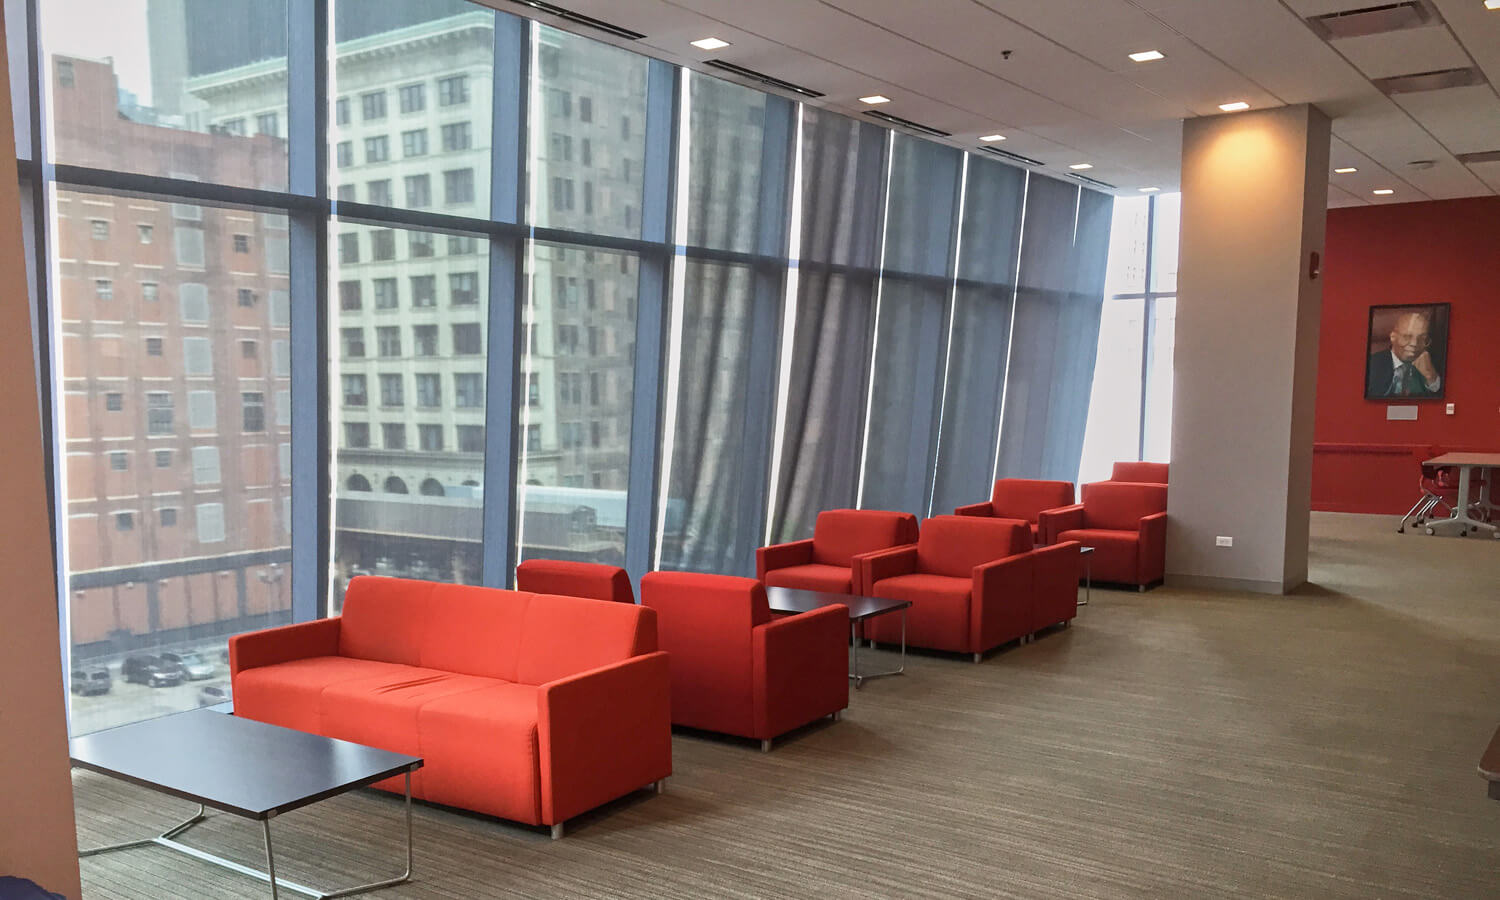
<box><xmin>537</xmin><ymin>651</ymin><xmax>672</xmax><ymax>826</ymax></box>
<box><xmin>753</xmin><ymin>605</ymin><xmax>849</xmax><ymax>738</ymax></box>
<box><xmin>953</xmin><ymin>502</ymin><xmax>993</xmax><ymax>518</ymax></box>
<box><xmin>229</xmin><ymin>618</ymin><xmax>341</xmax><ymax>677</ymax></box>
<box><xmin>1138</xmin><ymin>512</ymin><xmax>1168</xmax><ymax>584</ymax></box>
<box><xmin>972</xmin><ymin>553</ymin><xmax>1033</xmax><ymax>652</ymax></box>
<box><xmin>1037</xmin><ymin>504</ymin><xmax>1085</xmax><ymax>545</ymax></box>
<box><xmin>859</xmin><ymin>545</ymin><xmax>919</xmax><ymax>592</ymax></box>
<box><xmin>848</xmin><ymin>543</ymin><xmax>915</xmax><ymax>595</ymax></box>
<box><xmin>756</xmin><ymin>539</ymin><xmax>815</xmax><ymax>580</ymax></box>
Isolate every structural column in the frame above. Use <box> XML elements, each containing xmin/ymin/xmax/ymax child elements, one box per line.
<box><xmin>1167</xmin><ymin>104</ymin><xmax>1330</xmax><ymax>594</ymax></box>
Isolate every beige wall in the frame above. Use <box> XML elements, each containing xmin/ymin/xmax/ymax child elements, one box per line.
<box><xmin>1168</xmin><ymin>104</ymin><xmax>1330</xmax><ymax>594</ymax></box>
<box><xmin>0</xmin><ymin>5</ymin><xmax>83</xmax><ymax>897</ymax></box>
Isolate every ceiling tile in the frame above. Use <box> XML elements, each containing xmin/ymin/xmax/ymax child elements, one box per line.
<box><xmin>1332</xmin><ymin>25</ymin><xmax>1471</xmax><ymax>80</ymax></box>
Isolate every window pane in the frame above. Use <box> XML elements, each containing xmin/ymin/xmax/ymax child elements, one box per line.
<box><xmin>1143</xmin><ymin>296</ymin><xmax>1176</xmax><ymax>462</ymax></box>
<box><xmin>516</xmin><ymin>243</ymin><xmax>637</xmax><ymax>566</ymax></box>
<box><xmin>1105</xmin><ymin>196</ymin><xmax>1150</xmax><ymax>296</ymax></box>
<box><xmin>330</xmin><ymin>221</ymin><xmax>487</xmax><ymax>611</ymax></box>
<box><xmin>55</xmin><ymin>190</ymin><xmax>291</xmax><ymax>736</ymax></box>
<box><xmin>1150</xmin><ymin>193</ymin><xmax>1181</xmax><ymax>294</ymax></box>
<box><xmin>329</xmin><ymin>1</ymin><xmax>496</xmax><ymax>216</ymax></box>
<box><xmin>684</xmin><ymin>73</ymin><xmax>769</xmax><ymax>253</ymax></box>
<box><xmin>44</xmin><ymin>2</ymin><xmax>289</xmax><ymax>189</ymax></box>
<box><xmin>1077</xmin><ymin>298</ymin><xmax>1145</xmax><ymax>484</ymax></box>
<box><xmin>529</xmin><ymin>26</ymin><xmax>648</xmax><ymax>238</ymax></box>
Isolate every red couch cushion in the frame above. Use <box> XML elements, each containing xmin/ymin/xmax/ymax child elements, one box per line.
<box><xmin>418</xmin><ymin>682</ymin><xmax>542</xmax><ymax>824</ymax></box>
<box><xmin>763</xmin><ymin>563</ymin><xmax>853</xmax><ymax>594</ymax></box>
<box><xmin>868</xmin><ymin>573</ymin><xmax>971</xmax><ymax>650</ymax></box>
<box><xmin>1111</xmin><ymin>461</ymin><xmax>1168</xmax><ymax>484</ymax></box>
<box><xmin>418</xmin><ymin>583</ymin><xmax>531</xmax><ymax>683</ymax></box>
<box><xmin>991</xmin><ymin>479</ymin><xmax>1075</xmax><ymax>524</ymax></box>
<box><xmin>916</xmin><ymin>516</ymin><xmax>1031</xmax><ymax>578</ymax></box>
<box><xmin>515</xmin><ymin>596</ymin><xmax>659</xmax><ymax>686</ymax></box>
<box><xmin>338</xmin><ymin>577</ymin><xmax>434</xmax><ymax>666</ymax></box>
<box><xmin>1058</xmin><ymin>528</ymin><xmax>1139</xmax><ymax>583</ymax></box>
<box><xmin>1082</xmin><ymin>482</ymin><xmax>1167</xmax><ymax>531</ymax></box>
<box><xmin>810</xmin><ymin>509</ymin><xmax>918</xmax><ymax>567</ymax></box>
<box><xmin>233</xmin><ymin>656</ymin><xmax>416</xmax><ymax>735</ymax></box>
<box><xmin>515</xmin><ymin>559</ymin><xmax>634</xmax><ymax>604</ymax></box>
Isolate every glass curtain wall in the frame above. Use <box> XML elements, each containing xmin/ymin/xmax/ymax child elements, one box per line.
<box><xmin>23</xmin><ymin>0</ymin><xmax>1115</xmax><ymax>735</ymax></box>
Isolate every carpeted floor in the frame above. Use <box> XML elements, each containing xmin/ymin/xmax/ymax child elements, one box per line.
<box><xmin>71</xmin><ymin>512</ymin><xmax>1500</xmax><ymax>898</ymax></box>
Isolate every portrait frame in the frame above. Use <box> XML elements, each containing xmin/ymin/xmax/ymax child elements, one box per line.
<box><xmin>1364</xmin><ymin>302</ymin><xmax>1450</xmax><ymax>401</ymax></box>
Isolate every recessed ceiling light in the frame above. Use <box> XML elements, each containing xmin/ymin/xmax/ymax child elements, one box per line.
<box><xmin>1487</xmin><ymin>0</ymin><xmax>1500</xmax><ymax>10</ymax></box>
<box><xmin>1069</xmin><ymin>163</ymin><xmax>1093</xmax><ymax>170</ymax></box>
<box><xmin>1128</xmin><ymin>50</ymin><xmax>1165</xmax><ymax>62</ymax></box>
<box><xmin>690</xmin><ymin>37</ymin><xmax>731</xmax><ymax>50</ymax></box>
<box><xmin>859</xmin><ymin>95</ymin><xmax>891</xmax><ymax>105</ymax></box>
<box><xmin>1373</xmin><ymin>188</ymin><xmax>1395</xmax><ymax>195</ymax></box>
<box><xmin>1219</xmin><ymin>101</ymin><xmax>1250</xmax><ymax>112</ymax></box>
<box><xmin>1333</xmin><ymin>167</ymin><xmax>1358</xmax><ymax>174</ymax></box>
<box><xmin>979</xmin><ymin>133</ymin><xmax>1006</xmax><ymax>142</ymax></box>
<box><xmin>1139</xmin><ymin>187</ymin><xmax>1160</xmax><ymax>193</ymax></box>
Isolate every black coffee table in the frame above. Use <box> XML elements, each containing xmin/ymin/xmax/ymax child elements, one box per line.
<box><xmin>766</xmin><ymin>587</ymin><xmax>911</xmax><ymax>688</ymax></box>
<box><xmin>71</xmin><ymin>709</ymin><xmax>422</xmax><ymax>899</ymax></box>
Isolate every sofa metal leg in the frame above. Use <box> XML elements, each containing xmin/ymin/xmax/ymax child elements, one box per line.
<box><xmin>1138</xmin><ymin>584</ymin><xmax>1146</xmax><ymax>592</ymax></box>
<box><xmin>972</xmin><ymin>652</ymin><xmax>983</xmax><ymax>663</ymax></box>
<box><xmin>831</xmin><ymin>710</ymin><xmax>842</xmax><ymax>722</ymax></box>
<box><xmin>760</xmin><ymin>739</ymin><xmax>772</xmax><ymax>753</ymax></box>
<box><xmin>869</xmin><ymin>640</ymin><xmax>877</xmax><ymax>649</ymax></box>
<box><xmin>654</xmin><ymin>779</ymin><xmax>666</xmax><ymax>795</ymax></box>
<box><xmin>550</xmin><ymin>823</ymin><xmax>565</xmax><ymax>840</ymax></box>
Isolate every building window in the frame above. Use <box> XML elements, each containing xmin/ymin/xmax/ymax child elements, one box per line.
<box><xmin>450</xmin><ymin>272</ymin><xmax>479</xmax><ymax>306</ymax></box>
<box><xmin>105</xmin><ymin>392</ymin><xmax>124</xmax><ymax>412</ymax></box>
<box><xmin>142</xmin><ymin>281</ymin><xmax>159</xmax><ymax>302</ymax></box>
<box><xmin>382</xmin><ymin>424</ymin><xmax>406</xmax><ymax>450</ymax></box>
<box><xmin>454</xmin><ymin>373</ymin><xmax>484</xmax><ymax>408</ymax></box>
<box><xmin>339</xmin><ymin>280</ymin><xmax>362</xmax><ymax>310</ymax></box>
<box><xmin>413</xmin><ymin>325</ymin><xmax>438</xmax><ymax>357</ymax></box>
<box><xmin>370</xmin><ymin>230</ymin><xmax>396</xmax><ymax>261</ymax></box>
<box><xmin>373</xmin><ymin>278</ymin><xmax>398</xmax><ymax>310</ymax></box>
<box><xmin>146</xmin><ymin>392</ymin><xmax>174</xmax><ymax>435</ymax></box>
<box><xmin>237</xmin><ymin>288</ymin><xmax>256</xmax><ymax>307</ymax></box>
<box><xmin>448</xmin><ymin>235</ymin><xmax>477</xmax><ymax>255</ymax></box>
<box><xmin>183</xmin><ymin>337</ymin><xmax>213</xmax><ymax>375</ymax></box>
<box><xmin>376</xmin><ymin>326</ymin><xmax>401</xmax><ymax>357</ymax></box>
<box><xmin>526</xmin><ymin>424</ymin><xmax>541</xmax><ymax>451</ymax></box>
<box><xmin>219</xmin><ymin>118</ymin><xmax>246</xmax><ymax>136</ymax></box>
<box><xmin>581</xmin><ymin>138</ymin><xmax>592</xmax><ymax>166</ymax></box>
<box><xmin>410</xmin><ymin>232</ymin><xmax>435</xmax><ymax>257</ymax></box>
<box><xmin>336</xmin><ymin>141</ymin><xmax>353</xmax><ymax>168</ymax></box>
<box><xmin>452</xmin><ymin>323</ymin><xmax>482</xmax><ymax>355</ymax></box>
<box><xmin>154</xmin><ymin>450</ymin><xmax>172</xmax><ymax>468</ymax></box>
<box><xmin>342</xmin><ymin>327</ymin><xmax>365</xmax><ymax>358</ymax></box>
<box><xmin>367</xmin><ymin>179</ymin><xmax>392</xmax><ymax>207</ymax></box>
<box><xmin>233</xmin><ymin>234</ymin><xmax>251</xmax><ymax>254</ymax></box>
<box><xmin>115</xmin><ymin>512</ymin><xmax>135</xmax><ymax>532</ymax></box>
<box><xmin>145</xmin><ymin>336</ymin><xmax>163</xmax><ymax>356</ymax></box>
<box><xmin>402</xmin><ymin>129</ymin><xmax>428</xmax><ymax>158</ymax></box>
<box><xmin>256</xmin><ymin>112</ymin><xmax>280</xmax><ymax>137</ymax></box>
<box><xmin>440</xmin><ymin>122</ymin><xmax>471</xmax><ymax>152</ymax></box>
<box><xmin>338</xmin><ymin>232</ymin><xmax>360</xmax><ymax>264</ymax></box>
<box><xmin>410</xmin><ymin>275</ymin><xmax>436</xmax><ymax>308</ymax></box>
<box><xmin>379</xmin><ymin>374</ymin><xmax>404</xmax><ymax>408</ymax></box>
<box><xmin>94</xmin><ymin>279</ymin><xmax>113</xmax><ymax>300</ymax></box>
<box><xmin>361</xmin><ymin>91</ymin><xmax>387</xmax><ymax>121</ymax></box>
<box><xmin>620</xmin><ymin>114</ymin><xmax>631</xmax><ymax>140</ymax></box>
<box><xmin>590</xmin><ymin>372</ymin><xmax>602</xmax><ymax>405</ymax></box>
<box><xmin>419</xmin><ymin>426</ymin><xmax>443</xmax><ymax>452</ymax></box>
<box><xmin>56</xmin><ymin>60</ymin><xmax>75</xmax><ymax>87</ymax></box>
<box><xmin>398</xmin><ymin>83</ymin><xmax>425</xmax><ymax>114</ymax></box>
<box><xmin>179</xmin><ymin>283</ymin><xmax>209</xmax><ymax>321</ymax></box>
<box><xmin>403</xmin><ymin>174</ymin><xmax>431</xmax><ymax>208</ymax></box>
<box><xmin>337</xmin><ymin>184</ymin><xmax>356</xmax><ymax>203</ymax></box>
<box><xmin>583</xmin><ymin>181</ymin><xmax>594</xmax><ymax>215</ymax></box>
<box><xmin>365</xmin><ymin>136</ymin><xmax>390</xmax><ymax>164</ymax></box>
<box><xmin>242</xmin><ymin>392</ymin><xmax>266</xmax><ymax>432</ymax></box>
<box><xmin>90</xmin><ymin>219</ymin><xmax>109</xmax><ymax>240</ymax></box>
<box><xmin>241</xmin><ymin>339</ymin><xmax>258</xmax><ymax>359</ymax></box>
<box><xmin>196</xmin><ymin>503</ymin><xmax>227</xmax><ymax>543</ymax></box>
<box><xmin>528</xmin><ymin>372</ymin><xmax>540</xmax><ymax>406</ymax></box>
<box><xmin>192</xmin><ymin>447</ymin><xmax>221</xmax><ymax>484</ymax></box>
<box><xmin>591</xmin><ymin>421</ymin><xmax>602</xmax><ymax>447</ymax></box>
<box><xmin>188</xmin><ymin>391</ymin><xmax>216</xmax><ymax>429</ymax></box>
<box><xmin>551</xmin><ymin>134</ymin><xmax>571</xmax><ymax>161</ymax></box>
<box><xmin>159</xmin><ymin>508</ymin><xmax>178</xmax><ymax>528</ymax></box>
<box><xmin>335</xmin><ymin>97</ymin><xmax>350</xmax><ymax>125</ymax></box>
<box><xmin>458</xmin><ymin>425</ymin><xmax>484</xmax><ymax>452</ymax></box>
<box><xmin>416</xmin><ymin>374</ymin><xmax>441</xmax><ymax>407</ymax></box>
<box><xmin>108</xmin><ymin>451</ymin><xmax>128</xmax><ymax>472</ymax></box>
<box><xmin>342</xmin><ymin>374</ymin><xmax>368</xmax><ymax>407</ymax></box>
<box><xmin>443</xmin><ymin>169</ymin><xmax>475</xmax><ymax>205</ymax></box>
<box><xmin>344</xmin><ymin>423</ymin><xmax>370</xmax><ymax>449</ymax></box>
<box><xmin>438</xmin><ymin>75</ymin><xmax>469</xmax><ymax>106</ymax></box>
<box><xmin>579</xmin><ymin>96</ymin><xmax>593</xmax><ymax>123</ymax></box>
<box><xmin>556</xmin><ymin>324</ymin><xmax>579</xmax><ymax>355</ymax></box>
<box><xmin>551</xmin><ymin>177</ymin><xmax>574</xmax><ymax>211</ymax></box>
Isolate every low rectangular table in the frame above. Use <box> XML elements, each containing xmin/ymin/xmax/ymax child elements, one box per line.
<box><xmin>766</xmin><ymin>587</ymin><xmax>911</xmax><ymax>688</ymax></box>
<box><xmin>71</xmin><ymin>709</ymin><xmax>422</xmax><ymax>899</ymax></box>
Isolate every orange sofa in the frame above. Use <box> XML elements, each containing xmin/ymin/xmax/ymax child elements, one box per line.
<box><xmin>230</xmin><ymin>576</ymin><xmax>671</xmax><ymax>838</ymax></box>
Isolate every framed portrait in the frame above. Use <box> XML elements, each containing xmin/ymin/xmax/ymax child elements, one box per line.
<box><xmin>1364</xmin><ymin>302</ymin><xmax>1450</xmax><ymax>401</ymax></box>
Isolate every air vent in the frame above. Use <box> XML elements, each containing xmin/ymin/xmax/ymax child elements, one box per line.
<box><xmin>979</xmin><ymin>146</ymin><xmax>1043</xmax><ymax>167</ymax></box>
<box><xmin>1456</xmin><ymin>150</ymin><xmax>1500</xmax><ymax>165</ymax></box>
<box><xmin>1067</xmin><ymin>172</ymin><xmax>1116</xmax><ymax>190</ymax></box>
<box><xmin>1307</xmin><ymin>2</ymin><xmax>1435</xmax><ymax>40</ymax></box>
<box><xmin>862</xmin><ymin>111</ymin><xmax>950</xmax><ymax>138</ymax></box>
<box><xmin>1374</xmin><ymin>67</ymin><xmax>1481</xmax><ymax>95</ymax></box>
<box><xmin>702</xmin><ymin>61</ymin><xmax>824</xmax><ymax>98</ymax></box>
<box><xmin>506</xmin><ymin>1</ymin><xmax>645</xmax><ymax>40</ymax></box>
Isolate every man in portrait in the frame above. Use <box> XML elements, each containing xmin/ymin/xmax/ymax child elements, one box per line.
<box><xmin>1367</xmin><ymin>309</ymin><xmax>1443</xmax><ymax>398</ymax></box>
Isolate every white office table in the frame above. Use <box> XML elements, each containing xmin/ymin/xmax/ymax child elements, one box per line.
<box><xmin>1422</xmin><ymin>452</ymin><xmax>1500</xmax><ymax>537</ymax></box>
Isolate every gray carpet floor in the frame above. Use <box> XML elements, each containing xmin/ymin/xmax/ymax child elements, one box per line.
<box><xmin>71</xmin><ymin>512</ymin><xmax>1500</xmax><ymax>898</ymax></box>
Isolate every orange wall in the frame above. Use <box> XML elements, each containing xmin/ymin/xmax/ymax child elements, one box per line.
<box><xmin>0</xmin><ymin>6</ymin><xmax>83</xmax><ymax>897</ymax></box>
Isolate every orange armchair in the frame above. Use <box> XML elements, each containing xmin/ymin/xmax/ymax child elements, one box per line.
<box><xmin>1110</xmin><ymin>461</ymin><xmax>1168</xmax><ymax>485</ymax></box>
<box><xmin>640</xmin><ymin>572</ymin><xmax>848</xmax><ymax>751</ymax></box>
<box><xmin>954</xmin><ymin>478</ymin><xmax>1075</xmax><ymax>544</ymax></box>
<box><xmin>858</xmin><ymin>516</ymin><xmax>1037</xmax><ymax>661</ymax></box>
<box><xmin>516</xmin><ymin>559</ymin><xmax>635</xmax><ymax>604</ymax></box>
<box><xmin>756</xmin><ymin>508</ymin><xmax>918</xmax><ymax>595</ymax></box>
<box><xmin>1038</xmin><ymin>482</ymin><xmax>1167</xmax><ymax>590</ymax></box>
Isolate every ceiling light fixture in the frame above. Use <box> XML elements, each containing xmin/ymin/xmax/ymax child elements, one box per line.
<box><xmin>1487</xmin><ymin>0</ymin><xmax>1500</xmax><ymax>10</ymax></box>
<box><xmin>1128</xmin><ymin>50</ymin><xmax>1165</xmax><ymax>62</ymax></box>
<box><xmin>690</xmin><ymin>37</ymin><xmax>730</xmax><ymax>50</ymax></box>
<box><xmin>1069</xmin><ymin>163</ymin><xmax>1093</xmax><ymax>170</ymax></box>
<box><xmin>859</xmin><ymin>95</ymin><xmax>891</xmax><ymax>105</ymax></box>
<box><xmin>1139</xmin><ymin>187</ymin><xmax>1160</xmax><ymax>193</ymax></box>
<box><xmin>1334</xmin><ymin>167</ymin><xmax>1358</xmax><ymax>174</ymax></box>
<box><xmin>1219</xmin><ymin>101</ymin><xmax>1250</xmax><ymax>112</ymax></box>
<box><xmin>979</xmin><ymin>133</ymin><xmax>1006</xmax><ymax>142</ymax></box>
<box><xmin>1373</xmin><ymin>188</ymin><xmax>1395</xmax><ymax>195</ymax></box>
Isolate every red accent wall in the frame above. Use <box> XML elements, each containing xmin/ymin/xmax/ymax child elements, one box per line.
<box><xmin>1313</xmin><ymin>196</ymin><xmax>1500</xmax><ymax>514</ymax></box>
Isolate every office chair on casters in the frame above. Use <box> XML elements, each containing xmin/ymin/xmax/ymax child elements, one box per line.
<box><xmin>1398</xmin><ymin>445</ymin><xmax>1458</xmax><ymax>533</ymax></box>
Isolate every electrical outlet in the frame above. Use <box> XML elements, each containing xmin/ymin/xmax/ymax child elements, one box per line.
<box><xmin>1215</xmin><ymin>536</ymin><xmax>1233</xmax><ymax>548</ymax></box>
<box><xmin>1446</xmin><ymin>402</ymin><xmax>1455</xmax><ymax>415</ymax></box>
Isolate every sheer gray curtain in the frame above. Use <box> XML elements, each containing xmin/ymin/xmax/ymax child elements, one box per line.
<box><xmin>993</xmin><ymin>178</ymin><xmax>1114</xmax><ymax>481</ymax></box>
<box><xmin>927</xmin><ymin>156</ymin><xmax>1026</xmax><ymax>517</ymax></box>
<box><xmin>767</xmin><ymin>108</ymin><xmax>887</xmax><ymax>542</ymax></box>
<box><xmin>858</xmin><ymin>135</ymin><xmax>962</xmax><ymax>518</ymax></box>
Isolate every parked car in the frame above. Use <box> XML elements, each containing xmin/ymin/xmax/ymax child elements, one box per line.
<box><xmin>160</xmin><ymin>651</ymin><xmax>216</xmax><ymax>681</ymax></box>
<box><xmin>197</xmin><ymin>682</ymin><xmax>232</xmax><ymax>708</ymax></box>
<box><xmin>70</xmin><ymin>666</ymin><xmax>111</xmax><ymax>696</ymax></box>
<box><xmin>121</xmin><ymin>654</ymin><xmax>183</xmax><ymax>688</ymax></box>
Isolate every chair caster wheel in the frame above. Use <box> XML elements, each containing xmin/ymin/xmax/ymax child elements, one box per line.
<box><xmin>1396</xmin><ymin>527</ymin><xmax>1404</xmax><ymax>533</ymax></box>
<box><xmin>1425</xmin><ymin>527</ymin><xmax>1435</xmax><ymax>535</ymax></box>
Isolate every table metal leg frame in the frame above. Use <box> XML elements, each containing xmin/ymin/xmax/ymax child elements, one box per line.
<box><xmin>1424</xmin><ymin>465</ymin><xmax>1499</xmax><ymax>537</ymax></box>
<box><xmin>79</xmin><ymin>770</ymin><xmax>415</xmax><ymax>899</ymax></box>
<box><xmin>851</xmin><ymin>610</ymin><xmax>906</xmax><ymax>689</ymax></box>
